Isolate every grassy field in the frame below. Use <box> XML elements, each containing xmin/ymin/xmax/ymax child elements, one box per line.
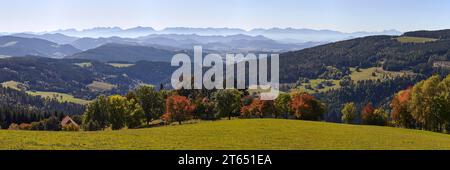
<box><xmin>74</xmin><ymin>62</ymin><xmax>92</xmax><ymax>68</ymax></box>
<box><xmin>293</xmin><ymin>67</ymin><xmax>408</xmax><ymax>94</ymax></box>
<box><xmin>1</xmin><ymin>119</ymin><xmax>450</xmax><ymax>150</ymax></box>
<box><xmin>2</xmin><ymin>80</ymin><xmax>90</xmax><ymax>104</ymax></box>
<box><xmin>295</xmin><ymin>79</ymin><xmax>341</xmax><ymax>93</ymax></box>
<box><xmin>395</xmin><ymin>36</ymin><xmax>438</xmax><ymax>43</ymax></box>
<box><xmin>1</xmin><ymin>80</ymin><xmax>28</xmax><ymax>91</ymax></box>
<box><xmin>108</xmin><ymin>63</ymin><xmax>135</xmax><ymax>68</ymax></box>
<box><xmin>26</xmin><ymin>91</ymin><xmax>90</xmax><ymax>105</ymax></box>
<box><xmin>87</xmin><ymin>81</ymin><xmax>117</xmax><ymax>91</ymax></box>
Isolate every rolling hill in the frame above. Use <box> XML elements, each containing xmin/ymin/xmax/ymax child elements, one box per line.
<box><xmin>0</xmin><ymin>56</ymin><xmax>175</xmax><ymax>99</ymax></box>
<box><xmin>1</xmin><ymin>119</ymin><xmax>450</xmax><ymax>150</ymax></box>
<box><xmin>279</xmin><ymin>30</ymin><xmax>450</xmax><ymax>83</ymax></box>
<box><xmin>0</xmin><ymin>36</ymin><xmax>81</xmax><ymax>58</ymax></box>
<box><xmin>69</xmin><ymin>43</ymin><xmax>177</xmax><ymax>62</ymax></box>
<box><xmin>11</xmin><ymin>33</ymin><xmax>79</xmax><ymax>45</ymax></box>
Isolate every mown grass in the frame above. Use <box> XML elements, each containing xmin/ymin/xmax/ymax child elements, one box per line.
<box><xmin>350</xmin><ymin>67</ymin><xmax>413</xmax><ymax>82</ymax></box>
<box><xmin>395</xmin><ymin>36</ymin><xmax>438</xmax><ymax>43</ymax></box>
<box><xmin>1</xmin><ymin>119</ymin><xmax>450</xmax><ymax>150</ymax></box>
<box><xmin>26</xmin><ymin>91</ymin><xmax>90</xmax><ymax>105</ymax></box>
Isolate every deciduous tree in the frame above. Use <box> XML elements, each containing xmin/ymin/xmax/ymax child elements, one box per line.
<box><xmin>341</xmin><ymin>102</ymin><xmax>357</xmax><ymax>124</ymax></box>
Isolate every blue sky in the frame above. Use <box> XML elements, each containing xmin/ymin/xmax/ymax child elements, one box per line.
<box><xmin>1</xmin><ymin>0</ymin><xmax>450</xmax><ymax>32</ymax></box>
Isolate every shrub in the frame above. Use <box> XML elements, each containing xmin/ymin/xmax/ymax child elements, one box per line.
<box><xmin>43</xmin><ymin>116</ymin><xmax>61</xmax><ymax>131</ymax></box>
<box><xmin>30</xmin><ymin>121</ymin><xmax>45</xmax><ymax>131</ymax></box>
<box><xmin>19</xmin><ymin>123</ymin><xmax>32</xmax><ymax>130</ymax></box>
<box><xmin>62</xmin><ymin>124</ymin><xmax>80</xmax><ymax>131</ymax></box>
<box><xmin>8</xmin><ymin>123</ymin><xmax>19</xmax><ymax>130</ymax></box>
<box><xmin>83</xmin><ymin>120</ymin><xmax>102</xmax><ymax>131</ymax></box>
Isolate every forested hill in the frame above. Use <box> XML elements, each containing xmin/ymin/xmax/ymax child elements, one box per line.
<box><xmin>279</xmin><ymin>30</ymin><xmax>450</xmax><ymax>83</ymax></box>
<box><xmin>0</xmin><ymin>85</ymin><xmax>85</xmax><ymax>128</ymax></box>
<box><xmin>403</xmin><ymin>29</ymin><xmax>450</xmax><ymax>39</ymax></box>
<box><xmin>0</xmin><ymin>56</ymin><xmax>175</xmax><ymax>100</ymax></box>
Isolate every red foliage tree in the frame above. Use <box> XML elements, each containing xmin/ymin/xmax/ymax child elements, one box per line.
<box><xmin>240</xmin><ymin>99</ymin><xmax>261</xmax><ymax>118</ymax></box>
<box><xmin>361</xmin><ymin>103</ymin><xmax>388</xmax><ymax>126</ymax></box>
<box><xmin>240</xmin><ymin>99</ymin><xmax>277</xmax><ymax>118</ymax></box>
<box><xmin>162</xmin><ymin>95</ymin><xmax>195</xmax><ymax>124</ymax></box>
<box><xmin>391</xmin><ymin>88</ymin><xmax>414</xmax><ymax>127</ymax></box>
<box><xmin>290</xmin><ymin>92</ymin><xmax>325</xmax><ymax>120</ymax></box>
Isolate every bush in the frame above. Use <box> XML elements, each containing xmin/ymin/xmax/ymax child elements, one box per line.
<box><xmin>30</xmin><ymin>122</ymin><xmax>45</xmax><ymax>131</ymax></box>
<box><xmin>19</xmin><ymin>123</ymin><xmax>32</xmax><ymax>130</ymax></box>
<box><xmin>43</xmin><ymin>116</ymin><xmax>61</xmax><ymax>131</ymax></box>
<box><xmin>62</xmin><ymin>124</ymin><xmax>80</xmax><ymax>131</ymax></box>
<box><xmin>83</xmin><ymin>120</ymin><xmax>102</xmax><ymax>131</ymax></box>
<box><xmin>8</xmin><ymin>123</ymin><xmax>19</xmax><ymax>130</ymax></box>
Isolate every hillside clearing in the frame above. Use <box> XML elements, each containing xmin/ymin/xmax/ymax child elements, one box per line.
<box><xmin>26</xmin><ymin>91</ymin><xmax>90</xmax><ymax>105</ymax></box>
<box><xmin>108</xmin><ymin>63</ymin><xmax>135</xmax><ymax>68</ymax></box>
<box><xmin>293</xmin><ymin>67</ymin><xmax>408</xmax><ymax>94</ymax></box>
<box><xmin>87</xmin><ymin>81</ymin><xmax>117</xmax><ymax>91</ymax></box>
<box><xmin>395</xmin><ymin>36</ymin><xmax>438</xmax><ymax>43</ymax></box>
<box><xmin>1</xmin><ymin>80</ymin><xmax>28</xmax><ymax>91</ymax></box>
<box><xmin>1</xmin><ymin>119</ymin><xmax>450</xmax><ymax>150</ymax></box>
<box><xmin>74</xmin><ymin>62</ymin><xmax>92</xmax><ymax>68</ymax></box>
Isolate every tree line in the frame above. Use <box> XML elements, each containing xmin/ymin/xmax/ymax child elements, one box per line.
<box><xmin>82</xmin><ymin>85</ymin><xmax>327</xmax><ymax>131</ymax></box>
<box><xmin>340</xmin><ymin>74</ymin><xmax>450</xmax><ymax>134</ymax></box>
<box><xmin>0</xmin><ymin>86</ymin><xmax>84</xmax><ymax>129</ymax></box>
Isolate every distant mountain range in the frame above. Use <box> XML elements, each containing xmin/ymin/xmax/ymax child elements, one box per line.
<box><xmin>66</xmin><ymin>34</ymin><xmax>318</xmax><ymax>52</ymax></box>
<box><xmin>6</xmin><ymin>27</ymin><xmax>402</xmax><ymax>43</ymax></box>
<box><xmin>11</xmin><ymin>33</ymin><xmax>79</xmax><ymax>44</ymax></box>
<box><xmin>0</xmin><ymin>36</ymin><xmax>80</xmax><ymax>58</ymax></box>
<box><xmin>9</xmin><ymin>32</ymin><xmax>321</xmax><ymax>52</ymax></box>
<box><xmin>0</xmin><ymin>26</ymin><xmax>403</xmax><ymax>62</ymax></box>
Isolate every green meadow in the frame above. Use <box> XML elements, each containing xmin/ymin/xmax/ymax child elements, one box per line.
<box><xmin>1</xmin><ymin>119</ymin><xmax>450</xmax><ymax>150</ymax></box>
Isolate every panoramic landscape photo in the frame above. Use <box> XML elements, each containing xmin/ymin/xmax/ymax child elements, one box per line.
<box><xmin>1</xmin><ymin>0</ymin><xmax>450</xmax><ymax>150</ymax></box>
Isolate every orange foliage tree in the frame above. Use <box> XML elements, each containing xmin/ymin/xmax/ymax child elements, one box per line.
<box><xmin>240</xmin><ymin>98</ymin><xmax>277</xmax><ymax>118</ymax></box>
<box><xmin>390</xmin><ymin>88</ymin><xmax>414</xmax><ymax>128</ymax></box>
<box><xmin>360</xmin><ymin>103</ymin><xmax>375</xmax><ymax>124</ymax></box>
<box><xmin>290</xmin><ymin>92</ymin><xmax>325</xmax><ymax>120</ymax></box>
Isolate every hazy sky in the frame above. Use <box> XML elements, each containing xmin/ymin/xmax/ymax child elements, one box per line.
<box><xmin>1</xmin><ymin>0</ymin><xmax>450</xmax><ymax>33</ymax></box>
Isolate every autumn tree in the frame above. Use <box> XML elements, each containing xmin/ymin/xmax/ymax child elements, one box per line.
<box><xmin>163</xmin><ymin>95</ymin><xmax>195</xmax><ymax>124</ymax></box>
<box><xmin>290</xmin><ymin>92</ymin><xmax>325</xmax><ymax>120</ymax></box>
<box><xmin>341</xmin><ymin>102</ymin><xmax>357</xmax><ymax>124</ymax></box>
<box><xmin>259</xmin><ymin>100</ymin><xmax>278</xmax><ymax>118</ymax></box>
<box><xmin>390</xmin><ymin>88</ymin><xmax>414</xmax><ymax>128</ymax></box>
<box><xmin>213</xmin><ymin>89</ymin><xmax>242</xmax><ymax>120</ymax></box>
<box><xmin>360</xmin><ymin>103</ymin><xmax>375</xmax><ymax>125</ymax></box>
<box><xmin>361</xmin><ymin>103</ymin><xmax>387</xmax><ymax>126</ymax></box>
